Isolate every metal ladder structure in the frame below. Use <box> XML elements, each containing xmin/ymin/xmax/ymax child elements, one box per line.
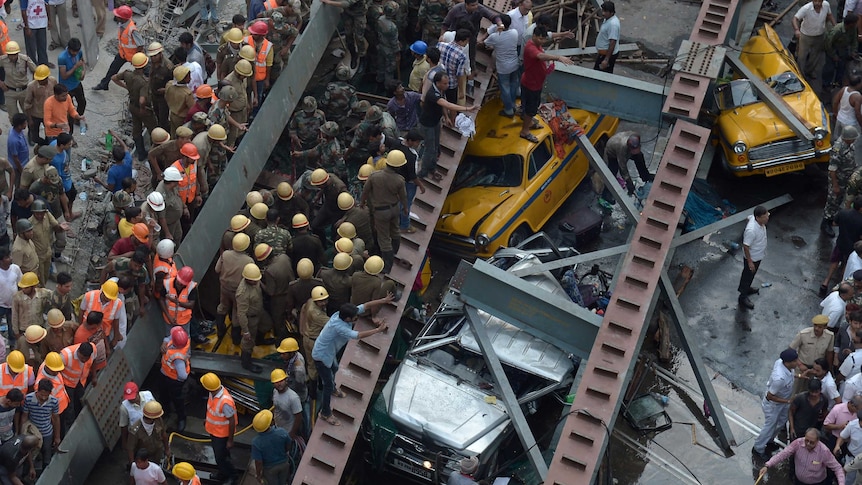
<box><xmin>153</xmin><ymin>0</ymin><xmax>194</xmax><ymax>44</ymax></box>
<box><xmin>543</xmin><ymin>0</ymin><xmax>740</xmax><ymax>481</ymax></box>
<box><xmin>292</xmin><ymin>49</ymin><xmax>496</xmax><ymax>485</ymax></box>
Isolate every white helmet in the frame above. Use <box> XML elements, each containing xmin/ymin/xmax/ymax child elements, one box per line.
<box><xmin>163</xmin><ymin>167</ymin><xmax>183</xmax><ymax>182</ymax></box>
<box><xmin>156</xmin><ymin>239</ymin><xmax>175</xmax><ymax>259</ymax></box>
<box><xmin>146</xmin><ymin>191</ymin><xmax>165</xmax><ymax>211</ymax></box>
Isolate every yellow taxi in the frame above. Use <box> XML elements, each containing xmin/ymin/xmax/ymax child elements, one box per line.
<box><xmin>432</xmin><ymin>99</ymin><xmax>619</xmax><ymax>259</ymax></box>
<box><xmin>713</xmin><ymin>25</ymin><xmax>831</xmax><ymax>177</ymax></box>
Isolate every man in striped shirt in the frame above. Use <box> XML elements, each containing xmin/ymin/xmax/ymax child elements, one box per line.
<box><xmin>760</xmin><ymin>428</ymin><xmax>845</xmax><ymax>484</ymax></box>
<box><xmin>21</xmin><ymin>379</ymin><xmax>59</xmax><ymax>473</ymax></box>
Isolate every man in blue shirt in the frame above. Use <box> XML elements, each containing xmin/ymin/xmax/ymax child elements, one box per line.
<box><xmin>101</xmin><ymin>132</ymin><xmax>132</xmax><ymax>192</ymax></box>
<box><xmin>6</xmin><ymin>114</ymin><xmax>28</xmax><ymax>186</ymax></box>
<box><xmin>311</xmin><ymin>294</ymin><xmax>393</xmax><ymax>425</ymax></box>
<box><xmin>57</xmin><ymin>38</ymin><xmax>86</xmax><ymax>124</ymax></box>
<box><xmin>49</xmin><ymin>133</ymin><xmax>76</xmax><ymax>202</ymax></box>
<box><xmin>251</xmin><ymin>409</ymin><xmax>291</xmax><ymax>485</ymax></box>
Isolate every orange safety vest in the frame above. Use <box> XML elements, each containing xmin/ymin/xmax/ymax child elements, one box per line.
<box><xmin>171</xmin><ymin>160</ymin><xmax>198</xmax><ymax>204</ymax></box>
<box><xmin>163</xmin><ymin>278</ymin><xmax>197</xmax><ymax>325</ymax></box>
<box><xmin>205</xmin><ymin>388</ymin><xmax>237</xmax><ymax>438</ymax></box>
<box><xmin>83</xmin><ymin>289</ymin><xmax>123</xmax><ymax>337</ymax></box>
<box><xmin>153</xmin><ymin>256</ymin><xmax>177</xmax><ymax>281</ymax></box>
<box><xmin>245</xmin><ymin>35</ymin><xmax>272</xmax><ymax>82</ymax></box>
<box><xmin>160</xmin><ymin>340</ymin><xmax>190</xmax><ymax>380</ymax></box>
<box><xmin>36</xmin><ymin>363</ymin><xmax>70</xmax><ymax>414</ymax></box>
<box><xmin>60</xmin><ymin>343</ymin><xmax>95</xmax><ymax>388</ymax></box>
<box><xmin>0</xmin><ymin>21</ymin><xmax>8</xmax><ymax>55</ymax></box>
<box><xmin>118</xmin><ymin>20</ymin><xmax>139</xmax><ymax>61</ymax></box>
<box><xmin>264</xmin><ymin>0</ymin><xmax>278</xmax><ymax>9</ymax></box>
<box><xmin>0</xmin><ymin>363</ymin><xmax>31</xmax><ymax>398</ymax></box>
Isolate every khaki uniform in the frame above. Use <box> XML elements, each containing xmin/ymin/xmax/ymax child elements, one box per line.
<box><xmin>342</xmin><ymin>206</ymin><xmax>375</xmax><ymax>253</ymax></box>
<box><xmin>300</xmin><ymin>298</ymin><xmax>329</xmax><ymax>380</ymax></box>
<box><xmin>273</xmin><ymin>197</ymin><xmax>309</xmax><ymax>225</ymax></box>
<box><xmin>215</xmin><ymin>250</ymin><xmax>254</xmax><ymax>319</ymax></box>
<box><xmin>149</xmin><ymin>140</ymin><xmax>183</xmax><ymax>173</ymax></box>
<box><xmin>11</xmin><ymin>236</ymin><xmax>39</xmax><ymax>274</ymax></box>
<box><xmin>790</xmin><ymin>327</ymin><xmax>835</xmax><ymax>394</ymax></box>
<box><xmin>235</xmin><ymin>279</ymin><xmax>271</xmax><ymax>353</ymax></box>
<box><xmin>223</xmin><ymin>71</ymin><xmax>249</xmax><ymax>145</ymax></box>
<box><xmin>44</xmin><ymin>322</ymin><xmax>76</xmax><ymax>353</ymax></box>
<box><xmin>164</xmin><ymin>81</ymin><xmax>194</xmax><ymax>135</ymax></box>
<box><xmin>0</xmin><ymin>54</ymin><xmax>37</xmax><ymax>120</ymax></box>
<box><xmin>29</xmin><ymin>212</ymin><xmax>61</xmax><ymax>286</ymax></box>
<box><xmin>216</xmin><ymin>42</ymin><xmax>245</xmax><ymax>80</ymax></box>
<box><xmin>155</xmin><ymin>180</ymin><xmax>184</xmax><ymax>242</ymax></box>
<box><xmin>319</xmin><ymin>266</ymin><xmax>352</xmax><ymax>314</ymax></box>
<box><xmin>11</xmin><ymin>288</ymin><xmax>50</xmax><ymax>335</ymax></box>
<box><xmin>20</xmin><ymin>159</ymin><xmax>49</xmax><ymax>189</ymax></box>
<box><xmin>15</xmin><ymin>335</ymin><xmax>45</xmax><ymax>368</ymax></box>
<box><xmin>127</xmin><ymin>418</ymin><xmax>167</xmax><ymax>463</ymax></box>
<box><xmin>285</xmin><ymin>277</ymin><xmax>323</xmax><ymax>324</ymax></box>
<box><xmin>262</xmin><ymin>253</ymin><xmax>295</xmax><ymax>338</ymax></box>
<box><xmin>363</xmin><ymin>167</ymin><xmax>406</xmax><ymax>252</ymax></box>
<box><xmin>23</xmin><ymin>76</ymin><xmax>57</xmax><ymax>143</ymax></box>
<box><xmin>149</xmin><ymin>58</ymin><xmax>175</xmax><ymax>129</ymax></box>
<box><xmin>255</xmin><ymin>225</ymin><xmax>291</xmax><ymax>256</ymax></box>
<box><xmin>350</xmin><ymin>271</ymin><xmax>395</xmax><ymax>307</ymax></box>
<box><xmin>117</xmin><ymin>70</ymin><xmax>157</xmax><ymax>153</ymax></box>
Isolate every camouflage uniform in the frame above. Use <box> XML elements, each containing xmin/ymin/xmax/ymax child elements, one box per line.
<box><xmin>343</xmin><ymin>0</ymin><xmax>369</xmax><ymax>59</ymax></box>
<box><xmin>294</xmin><ymin>121</ymin><xmax>347</xmax><ymax>178</ymax></box>
<box><xmin>320</xmin><ymin>68</ymin><xmax>359</xmax><ymax>126</ymax></box>
<box><xmin>289</xmin><ymin>100</ymin><xmax>327</xmax><ymax>150</ymax></box>
<box><xmin>826</xmin><ymin>137</ymin><xmax>857</xmax><ymax>220</ymax></box>
<box><xmin>266</xmin><ymin>12</ymin><xmax>299</xmax><ymax>82</ymax></box>
<box><xmin>255</xmin><ymin>225</ymin><xmax>293</xmax><ymax>256</ymax></box>
<box><xmin>417</xmin><ymin>0</ymin><xmax>449</xmax><ymax>45</ymax></box>
<box><xmin>376</xmin><ymin>2</ymin><xmax>401</xmax><ymax>85</ymax></box>
<box><xmin>367</xmin><ymin>0</ymin><xmax>385</xmax><ymax>51</ymax></box>
<box><xmin>845</xmin><ymin>166</ymin><xmax>862</xmax><ymax>206</ymax></box>
<box><xmin>349</xmin><ymin>119</ymin><xmax>380</xmax><ymax>166</ymax></box>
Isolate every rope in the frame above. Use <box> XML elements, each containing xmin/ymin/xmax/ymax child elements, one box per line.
<box><xmin>167</xmin><ymin>406</ymin><xmax>275</xmax><ymax>445</ymax></box>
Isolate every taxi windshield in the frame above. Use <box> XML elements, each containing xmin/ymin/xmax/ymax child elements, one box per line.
<box><xmin>453</xmin><ymin>154</ymin><xmax>523</xmax><ymax>190</ymax></box>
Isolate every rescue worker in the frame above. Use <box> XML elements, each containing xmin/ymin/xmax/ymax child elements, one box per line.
<box><xmin>43</xmin><ymin>308</ymin><xmax>75</xmax><ymax>354</ymax></box>
<box><xmin>200</xmin><ymin>372</ymin><xmax>237</xmax><ymax>481</ymax></box>
<box><xmin>94</xmin><ymin>6</ymin><xmax>143</xmax><ymax>91</ymax></box>
<box><xmin>36</xmin><ymin>352</ymin><xmax>69</xmax><ymax>435</ymax></box>
<box><xmin>309</xmin><ymin>169</ymin><xmax>349</xmax><ymax>247</ymax></box>
<box><xmin>351</xmin><ymin>256</ymin><xmax>396</xmax><ymax>317</ymax></box>
<box><xmin>236</xmin><ymin>263</ymin><xmax>271</xmax><ymax>373</ymax></box>
<box><xmin>160</xmin><ymin>266</ymin><xmax>197</xmax><ymax>337</ymax></box>
<box><xmin>361</xmin><ymin>149</ymin><xmax>408</xmax><ymax>273</ymax></box>
<box><xmin>155</xmin><ymin>166</ymin><xmax>185</xmax><ymax>243</ymax></box>
<box><xmin>319</xmin><ymin>0</ymin><xmax>368</xmax><ymax>70</ymax></box>
<box><xmin>172</xmin><ymin>143</ymin><xmax>204</xmax><ymax>221</ymax></box>
<box><xmin>28</xmin><ymin>199</ymin><xmax>67</xmax><ymax>286</ymax></box>
<box><xmin>79</xmin><ymin>280</ymin><xmax>124</xmax><ymax>349</ymax></box>
<box><xmin>74</xmin><ymin>311</ymin><xmax>109</xmax><ymax>372</ymax></box>
<box><xmin>0</xmin><ymin>42</ymin><xmax>37</xmax><ymax>121</ymax></box>
<box><xmin>245</xmin><ymin>21</ymin><xmax>273</xmax><ymax>104</ymax></box>
<box><xmin>0</xmin><ymin>351</ymin><xmax>34</xmax><ymax>398</ymax></box>
<box><xmin>289</xmin><ymin>96</ymin><xmax>327</xmax><ymax>151</ymax></box>
<box><xmin>291</xmin><ymin>214</ymin><xmax>324</xmax><ymax>273</ymax></box>
<box><xmin>286</xmin><ymin>258</ymin><xmax>324</xmax><ymax>329</ymax></box>
<box><xmin>118</xmin><ymin>381</ymin><xmax>153</xmax><ymax>454</ymax></box>
<box><xmin>152</xmin><ymin>239</ymin><xmax>178</xmax><ymax>299</ymax></box>
<box><xmin>59</xmin><ymin>342</ymin><xmax>95</xmax><ymax>420</ymax></box>
<box><xmin>146</xmin><ymin>127</ymin><xmax>171</xmax><ymax>181</ymax></box>
<box><xmin>335</xmin><ymin>237</ymin><xmax>363</xmax><ymax>274</ymax></box>
<box><xmin>376</xmin><ymin>1</ymin><xmax>400</xmax><ymax>87</ymax></box>
<box><xmin>273</xmin><ymin>182</ymin><xmax>309</xmax><ymax>229</ymax></box>
<box><xmin>320</xmin><ymin>65</ymin><xmax>358</xmax><ymax>127</ymax></box>
<box><xmin>16</xmin><ymin>325</ymin><xmax>46</xmax><ymax>369</ymax></box>
<box><xmin>112</xmin><ymin>52</ymin><xmax>157</xmax><ymax>161</ymax></box>
<box><xmin>216</xmin><ymin>28</ymin><xmax>246</xmax><ymax>81</ymax></box>
<box><xmin>107</xmin><ymin>222</ymin><xmax>149</xmax><ymax>260</ymax></box>
<box><xmin>172</xmin><ymin>462</ymin><xmax>201</xmax><ymax>485</ymax></box>
<box><xmin>266</xmin><ymin>12</ymin><xmax>299</xmax><ymax>83</ymax></box>
<box><xmin>11</xmin><ymin>220</ymin><xmax>38</xmax><ymax>275</ymax></box>
<box><xmin>299</xmin><ymin>285</ymin><xmax>330</xmax><ymax>383</ymax></box>
<box><xmin>215</xmin><ymin>233</ymin><xmax>254</xmax><ymax>339</ymax></box>
<box><xmin>147</xmin><ymin>42</ymin><xmax>174</xmax><ymax>130</ymax></box>
<box><xmin>165</xmin><ymin>66</ymin><xmax>195</xmax><ymax>135</ymax></box>
<box><xmin>251</xmin><ymin>409</ymin><xmax>292</xmax><ymax>484</ymax></box>
<box><xmin>126</xmin><ymin>400</ymin><xmax>170</xmax><ymax>465</ymax></box>
<box><xmin>255</xmin><ymin>243</ymin><xmax>294</xmax><ymax>340</ymax></box>
<box><xmin>101</xmin><ymin>252</ymin><xmax>148</xmax><ymax>323</ymax></box>
<box><xmin>23</xmin><ymin>64</ymin><xmax>56</xmax><ymax>146</ymax></box>
<box><xmin>11</xmin><ymin>272</ymin><xmax>49</xmax><ymax>341</ymax></box>
<box><xmin>337</xmin><ymin>193</ymin><xmax>374</xmax><ymax>254</ymax></box>
<box><xmin>160</xmin><ymin>326</ymin><xmax>190</xmax><ymax>432</ymax></box>
<box><xmin>336</xmin><ymin>220</ymin><xmax>366</xmax><ymax>257</ymax></box>
<box><xmin>247</xmin><ymin>203</ymin><xmax>268</xmax><ymax>242</ymax></box>
<box><xmin>255</xmin><ymin>209</ymin><xmax>291</xmax><ymax>256</ymax></box>
<box><xmin>224</xmin><ymin>59</ymin><xmax>253</xmax><ymax>146</ymax></box>
<box><xmin>192</xmin><ymin>124</ymin><xmax>230</xmax><ymax>191</ymax></box>
<box><xmin>320</xmin><ymin>252</ymin><xmax>353</xmax><ymax>313</ymax></box>
<box><xmin>222</xmin><ymin>214</ymin><xmax>252</xmax><ymax>253</ymax></box>
<box><xmin>291</xmin><ymin>121</ymin><xmax>346</xmax><ymax>179</ymax></box>
<box><xmin>276</xmin><ymin>337</ymin><xmax>308</xmax><ymax>435</ymax></box>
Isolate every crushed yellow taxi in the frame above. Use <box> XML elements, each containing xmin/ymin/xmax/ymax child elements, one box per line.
<box><xmin>432</xmin><ymin>99</ymin><xmax>619</xmax><ymax>259</ymax></box>
<box><xmin>713</xmin><ymin>25</ymin><xmax>831</xmax><ymax>177</ymax></box>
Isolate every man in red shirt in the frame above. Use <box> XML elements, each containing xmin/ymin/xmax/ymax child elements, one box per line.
<box><xmin>519</xmin><ymin>26</ymin><xmax>573</xmax><ymax>143</ymax></box>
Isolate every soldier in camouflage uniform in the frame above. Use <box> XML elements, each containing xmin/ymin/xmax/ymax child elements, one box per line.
<box><xmin>292</xmin><ymin>121</ymin><xmax>347</xmax><ymax>180</ymax></box>
<box><xmin>255</xmin><ymin>209</ymin><xmax>292</xmax><ymax>256</ymax></box>
<box><xmin>320</xmin><ymin>0</ymin><xmax>369</xmax><ymax>69</ymax></box>
<box><xmin>289</xmin><ymin>96</ymin><xmax>328</xmax><ymax>150</ymax></box>
<box><xmin>845</xmin><ymin>163</ymin><xmax>862</xmax><ymax>207</ymax></box>
<box><xmin>346</xmin><ymin>111</ymin><xmax>386</xmax><ymax>174</ymax></box>
<box><xmin>417</xmin><ymin>0</ymin><xmax>449</xmax><ymax>46</ymax></box>
<box><xmin>367</xmin><ymin>0</ymin><xmax>385</xmax><ymax>51</ymax></box>
<box><xmin>824</xmin><ymin>125</ymin><xmax>859</xmax><ymax>237</ymax></box>
<box><xmin>265</xmin><ymin>12</ymin><xmax>299</xmax><ymax>84</ymax></box>
<box><xmin>321</xmin><ymin>66</ymin><xmax>359</xmax><ymax>128</ymax></box>
<box><xmin>377</xmin><ymin>2</ymin><xmax>401</xmax><ymax>86</ymax></box>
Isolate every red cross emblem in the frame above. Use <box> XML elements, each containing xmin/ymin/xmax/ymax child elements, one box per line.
<box><xmin>33</xmin><ymin>5</ymin><xmax>43</xmax><ymax>15</ymax></box>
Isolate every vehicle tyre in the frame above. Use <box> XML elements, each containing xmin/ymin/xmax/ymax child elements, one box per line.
<box><xmin>508</xmin><ymin>224</ymin><xmax>532</xmax><ymax>248</ymax></box>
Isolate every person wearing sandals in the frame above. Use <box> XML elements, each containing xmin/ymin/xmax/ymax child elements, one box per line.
<box><xmin>311</xmin><ymin>294</ymin><xmax>394</xmax><ymax>425</ymax></box>
<box><xmin>417</xmin><ymin>70</ymin><xmax>478</xmax><ymax>181</ymax></box>
<box><xmin>519</xmin><ymin>26</ymin><xmax>573</xmax><ymax>144</ymax></box>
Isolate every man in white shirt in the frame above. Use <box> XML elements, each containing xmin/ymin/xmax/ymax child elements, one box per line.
<box><xmin>753</xmin><ymin>348</ymin><xmax>800</xmax><ymax>458</ymax></box>
<box><xmin>0</xmin><ymin>249</ymin><xmax>22</xmax><ymax>351</ymax></box>
<box><xmin>594</xmin><ymin>1</ymin><xmax>620</xmax><ymax>72</ymax></box>
<box><xmin>841</xmin><ymin>331</ymin><xmax>862</xmax><ymax>379</ymax></box>
<box><xmin>271</xmin><ymin>369</ymin><xmax>302</xmax><ymax>440</ymax></box>
<box><xmin>483</xmin><ymin>15</ymin><xmax>521</xmax><ymax>118</ymax></box>
<box><xmin>836</xmin><ymin>407</ymin><xmax>862</xmax><ymax>483</ymax></box>
<box><xmin>739</xmin><ymin>206</ymin><xmax>769</xmax><ymax>310</ymax></box>
<box><xmin>793</xmin><ymin>0</ymin><xmax>835</xmax><ymax>81</ymax></box>
<box><xmin>845</xmin><ymin>242</ymin><xmax>862</xmax><ymax>279</ymax></box>
<box><xmin>506</xmin><ymin>0</ymin><xmax>532</xmax><ymax>50</ymax></box>
<box><xmin>130</xmin><ymin>448</ymin><xmax>166</xmax><ymax>485</ymax></box>
<box><xmin>822</xmin><ymin>282</ymin><xmax>856</xmax><ymax>330</ymax></box>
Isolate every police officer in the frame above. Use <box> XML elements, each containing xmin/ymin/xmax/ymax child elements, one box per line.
<box><xmin>147</xmin><ymin>42</ymin><xmax>174</xmax><ymax>130</ymax></box>
<box><xmin>320</xmin><ymin>252</ymin><xmax>353</xmax><ymax>313</ymax></box>
<box><xmin>285</xmin><ymin>258</ymin><xmax>323</xmax><ymax>329</ymax></box>
<box><xmin>236</xmin><ymin>263</ymin><xmax>271</xmax><ymax>373</ymax></box>
<box><xmin>753</xmin><ymin>348</ymin><xmax>799</xmax><ymax>459</ymax></box>
<box><xmin>289</xmin><ymin>96</ymin><xmax>327</xmax><ymax>150</ymax></box>
<box><xmin>300</xmin><ymin>286</ymin><xmax>330</xmax><ymax>383</ymax></box>
<box><xmin>290</xmin><ymin>214</ymin><xmax>324</xmax><ymax>273</ymax></box>
<box><xmin>255</xmin><ymin>209</ymin><xmax>291</xmax><ymax>256</ymax></box>
<box><xmin>224</xmin><ymin>59</ymin><xmax>253</xmax><ymax>146</ymax></box>
<box><xmin>273</xmin><ymin>182</ymin><xmax>309</xmax><ymax>226</ymax></box>
<box><xmin>112</xmin><ymin>53</ymin><xmax>156</xmax><ymax>161</ymax></box>
<box><xmin>0</xmin><ymin>42</ymin><xmax>37</xmax><ymax>122</ymax></box>
<box><xmin>216</xmin><ymin>28</ymin><xmax>247</xmax><ymax>81</ymax></box>
<box><xmin>255</xmin><ymin>243</ymin><xmax>295</xmax><ymax>340</ymax></box>
<box><xmin>165</xmin><ymin>66</ymin><xmax>195</xmax><ymax>135</ymax></box>
<box><xmin>361</xmin><ymin>150</ymin><xmax>407</xmax><ymax>273</ymax></box>
<box><xmin>337</xmin><ymin>193</ymin><xmax>375</xmax><ymax>254</ymax></box>
<box><xmin>351</xmin><ymin>256</ymin><xmax>396</xmax><ymax>317</ymax></box>
<box><xmin>214</xmin><ymin>233</ymin><xmax>254</xmax><ymax>339</ymax></box>
<box><xmin>221</xmin><ymin>214</ymin><xmax>252</xmax><ymax>253</ymax></box>
<box><xmin>309</xmin><ymin>169</ymin><xmax>349</xmax><ymax>247</ymax></box>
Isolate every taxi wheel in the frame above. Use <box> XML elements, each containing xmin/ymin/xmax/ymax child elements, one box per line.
<box><xmin>508</xmin><ymin>224</ymin><xmax>532</xmax><ymax>248</ymax></box>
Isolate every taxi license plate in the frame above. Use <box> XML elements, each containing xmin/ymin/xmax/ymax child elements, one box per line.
<box><xmin>764</xmin><ymin>162</ymin><xmax>805</xmax><ymax>177</ymax></box>
<box><xmin>391</xmin><ymin>457</ymin><xmax>433</xmax><ymax>480</ymax></box>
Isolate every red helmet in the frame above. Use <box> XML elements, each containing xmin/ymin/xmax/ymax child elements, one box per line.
<box><xmin>249</xmin><ymin>21</ymin><xmax>269</xmax><ymax>35</ymax></box>
<box><xmin>177</xmin><ymin>266</ymin><xmax>194</xmax><ymax>285</ymax></box>
<box><xmin>113</xmin><ymin>5</ymin><xmax>133</xmax><ymax>19</ymax></box>
<box><xmin>180</xmin><ymin>143</ymin><xmax>200</xmax><ymax>160</ymax></box>
<box><xmin>170</xmin><ymin>326</ymin><xmax>189</xmax><ymax>348</ymax></box>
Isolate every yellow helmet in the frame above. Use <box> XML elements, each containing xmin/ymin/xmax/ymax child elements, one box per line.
<box><xmin>34</xmin><ymin>64</ymin><xmax>50</xmax><ymax>81</ymax></box>
<box><xmin>250</xmin><ymin>202</ymin><xmax>268</xmax><ymax>220</ymax></box>
<box><xmin>357</xmin><ymin>164</ymin><xmax>374</xmax><ymax>181</ymax></box>
<box><xmin>364</xmin><ymin>255</ymin><xmax>384</xmax><ymax>275</ymax></box>
<box><xmin>172</xmin><ymin>462</ymin><xmax>197</xmax><ymax>481</ymax></box>
<box><xmin>230</xmin><ymin>214</ymin><xmax>251</xmax><ymax>232</ymax></box>
<box><xmin>386</xmin><ymin>149</ymin><xmax>407</xmax><ymax>167</ymax></box>
<box><xmin>101</xmin><ymin>280</ymin><xmax>119</xmax><ymax>300</ymax></box>
<box><xmin>47</xmin><ymin>309</ymin><xmax>66</xmax><ymax>328</ymax></box>
<box><xmin>254</xmin><ymin>243</ymin><xmax>273</xmax><ymax>261</ymax></box>
<box><xmin>226</xmin><ymin>27</ymin><xmax>244</xmax><ymax>44</ymax></box>
<box><xmin>311</xmin><ymin>286</ymin><xmax>330</xmax><ymax>301</ymax></box>
<box><xmin>143</xmin><ymin>400</ymin><xmax>164</xmax><ymax>418</ymax></box>
<box><xmin>292</xmin><ymin>213</ymin><xmax>309</xmax><ymax>229</ymax></box>
<box><xmin>232</xmin><ymin>232</ymin><xmax>251</xmax><ymax>252</ymax></box>
<box><xmin>337</xmin><ymin>192</ymin><xmax>355</xmax><ymax>211</ymax></box>
<box><xmin>246</xmin><ymin>191</ymin><xmax>263</xmax><ymax>207</ymax></box>
<box><xmin>334</xmin><ymin>237</ymin><xmax>354</xmax><ymax>254</ymax></box>
<box><xmin>151</xmin><ymin>127</ymin><xmax>170</xmax><ymax>145</ymax></box>
<box><xmin>131</xmin><ymin>52</ymin><xmax>149</xmax><ymax>69</ymax></box>
<box><xmin>200</xmin><ymin>372</ymin><xmax>221</xmax><ymax>391</ymax></box>
<box><xmin>277</xmin><ymin>337</ymin><xmax>299</xmax><ymax>353</ymax></box>
<box><xmin>240</xmin><ymin>45</ymin><xmax>256</xmax><ymax>61</ymax></box>
<box><xmin>208</xmin><ymin>124</ymin><xmax>227</xmax><ymax>141</ymax></box>
<box><xmin>6</xmin><ymin>351</ymin><xmax>25</xmax><ymax>373</ymax></box>
<box><xmin>173</xmin><ymin>65</ymin><xmax>191</xmax><ymax>82</ymax></box>
<box><xmin>277</xmin><ymin>182</ymin><xmax>294</xmax><ymax>200</ymax></box>
<box><xmin>242</xmin><ymin>263</ymin><xmax>262</xmax><ymax>281</ymax></box>
<box><xmin>270</xmin><ymin>368</ymin><xmax>287</xmax><ymax>383</ymax></box>
<box><xmin>5</xmin><ymin>41</ymin><xmax>20</xmax><ymax>55</ymax></box>
<box><xmin>235</xmin><ymin>59</ymin><xmax>253</xmax><ymax>77</ymax></box>
<box><xmin>44</xmin><ymin>352</ymin><xmax>64</xmax><ymax>372</ymax></box>
<box><xmin>24</xmin><ymin>325</ymin><xmax>46</xmax><ymax>344</ymax></box>
<box><xmin>333</xmin><ymin>252</ymin><xmax>352</xmax><ymax>271</ymax></box>
<box><xmin>18</xmin><ymin>272</ymin><xmax>38</xmax><ymax>288</ymax></box>
<box><xmin>337</xmin><ymin>222</ymin><xmax>356</xmax><ymax>239</ymax></box>
<box><xmin>297</xmin><ymin>258</ymin><xmax>314</xmax><ymax>279</ymax></box>
<box><xmin>252</xmin><ymin>409</ymin><xmax>273</xmax><ymax>432</ymax></box>
<box><xmin>310</xmin><ymin>168</ymin><xmax>330</xmax><ymax>186</ymax></box>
